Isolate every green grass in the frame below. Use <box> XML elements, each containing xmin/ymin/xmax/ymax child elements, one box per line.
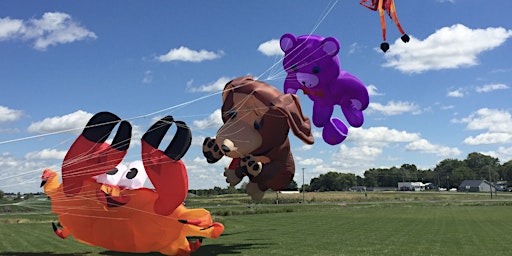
<box><xmin>1</xmin><ymin>192</ymin><xmax>512</xmax><ymax>255</ymax></box>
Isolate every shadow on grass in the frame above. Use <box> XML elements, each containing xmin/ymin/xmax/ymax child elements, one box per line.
<box><xmin>98</xmin><ymin>241</ymin><xmax>274</xmax><ymax>256</ymax></box>
<box><xmin>0</xmin><ymin>241</ymin><xmax>273</xmax><ymax>256</ymax></box>
<box><xmin>98</xmin><ymin>238</ymin><xmax>274</xmax><ymax>256</ymax></box>
<box><xmin>193</xmin><ymin>242</ymin><xmax>275</xmax><ymax>255</ymax></box>
<box><xmin>99</xmin><ymin>251</ymin><xmax>163</xmax><ymax>255</ymax></box>
<box><xmin>0</xmin><ymin>252</ymin><xmax>91</xmax><ymax>256</ymax></box>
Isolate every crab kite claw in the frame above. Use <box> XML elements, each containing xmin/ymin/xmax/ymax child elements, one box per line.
<box><xmin>62</xmin><ymin>112</ymin><xmax>132</xmax><ymax>197</ymax></box>
<box><xmin>141</xmin><ymin>116</ymin><xmax>192</xmax><ymax>216</ymax></box>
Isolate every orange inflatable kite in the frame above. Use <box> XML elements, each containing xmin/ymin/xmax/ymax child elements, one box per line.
<box><xmin>41</xmin><ymin>112</ymin><xmax>224</xmax><ymax>256</ymax></box>
<box><xmin>360</xmin><ymin>0</ymin><xmax>410</xmax><ymax>52</ymax></box>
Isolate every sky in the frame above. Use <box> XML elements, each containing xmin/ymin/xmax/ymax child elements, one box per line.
<box><xmin>0</xmin><ymin>0</ymin><xmax>511</xmax><ymax>193</ymax></box>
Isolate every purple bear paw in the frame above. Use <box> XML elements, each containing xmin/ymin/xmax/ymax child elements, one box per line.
<box><xmin>322</xmin><ymin>118</ymin><xmax>348</xmax><ymax>145</ymax></box>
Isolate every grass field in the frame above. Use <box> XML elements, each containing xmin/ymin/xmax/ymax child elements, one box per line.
<box><xmin>1</xmin><ymin>192</ymin><xmax>512</xmax><ymax>255</ymax></box>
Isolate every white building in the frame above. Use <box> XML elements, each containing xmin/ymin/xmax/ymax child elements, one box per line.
<box><xmin>397</xmin><ymin>182</ymin><xmax>425</xmax><ymax>191</ymax></box>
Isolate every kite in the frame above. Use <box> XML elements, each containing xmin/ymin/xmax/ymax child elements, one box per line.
<box><xmin>41</xmin><ymin>111</ymin><xmax>224</xmax><ymax>256</ymax></box>
<box><xmin>360</xmin><ymin>0</ymin><xmax>410</xmax><ymax>52</ymax></box>
<box><xmin>202</xmin><ymin>76</ymin><xmax>314</xmax><ymax>200</ymax></box>
<box><xmin>280</xmin><ymin>33</ymin><xmax>369</xmax><ymax>145</ymax></box>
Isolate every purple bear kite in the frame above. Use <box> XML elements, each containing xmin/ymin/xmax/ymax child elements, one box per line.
<box><xmin>280</xmin><ymin>33</ymin><xmax>369</xmax><ymax>145</ymax></box>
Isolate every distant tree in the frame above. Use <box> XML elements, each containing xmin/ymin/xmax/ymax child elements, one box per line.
<box><xmin>400</xmin><ymin>164</ymin><xmax>418</xmax><ymax>181</ymax></box>
<box><xmin>224</xmin><ymin>186</ymin><xmax>239</xmax><ymax>194</ymax></box>
<box><xmin>498</xmin><ymin>160</ymin><xmax>512</xmax><ymax>185</ymax></box>
<box><xmin>309</xmin><ymin>172</ymin><xmax>357</xmax><ymax>191</ymax></box>
<box><xmin>465</xmin><ymin>152</ymin><xmax>500</xmax><ymax>180</ymax></box>
<box><xmin>434</xmin><ymin>158</ymin><xmax>466</xmax><ymax>188</ymax></box>
<box><xmin>238</xmin><ymin>181</ymin><xmax>248</xmax><ymax>194</ymax></box>
<box><xmin>362</xmin><ymin>170</ymin><xmax>378</xmax><ymax>187</ymax></box>
<box><xmin>282</xmin><ymin>180</ymin><xmax>298</xmax><ymax>191</ymax></box>
<box><xmin>0</xmin><ymin>189</ymin><xmax>4</xmax><ymax>200</ymax></box>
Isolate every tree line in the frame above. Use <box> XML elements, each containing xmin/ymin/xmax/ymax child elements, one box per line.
<box><xmin>307</xmin><ymin>152</ymin><xmax>512</xmax><ymax>192</ymax></box>
<box><xmin>2</xmin><ymin>152</ymin><xmax>510</xmax><ymax>196</ymax></box>
<box><xmin>190</xmin><ymin>152</ymin><xmax>511</xmax><ymax>194</ymax></box>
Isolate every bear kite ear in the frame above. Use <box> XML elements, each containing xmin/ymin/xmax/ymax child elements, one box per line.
<box><xmin>280</xmin><ymin>33</ymin><xmax>297</xmax><ymax>53</ymax></box>
<box><xmin>321</xmin><ymin>37</ymin><xmax>340</xmax><ymax>56</ymax></box>
<box><xmin>271</xmin><ymin>94</ymin><xmax>314</xmax><ymax>145</ymax></box>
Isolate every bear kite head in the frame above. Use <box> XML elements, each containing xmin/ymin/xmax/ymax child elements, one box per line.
<box><xmin>280</xmin><ymin>34</ymin><xmax>341</xmax><ymax>89</ymax></box>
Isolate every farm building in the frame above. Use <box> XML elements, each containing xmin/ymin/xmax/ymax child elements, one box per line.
<box><xmin>458</xmin><ymin>180</ymin><xmax>495</xmax><ymax>192</ymax></box>
<box><xmin>397</xmin><ymin>182</ymin><xmax>425</xmax><ymax>191</ymax></box>
<box><xmin>349</xmin><ymin>186</ymin><xmax>367</xmax><ymax>192</ymax></box>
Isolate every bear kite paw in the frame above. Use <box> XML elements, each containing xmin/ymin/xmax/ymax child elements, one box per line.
<box><xmin>246</xmin><ymin>182</ymin><xmax>265</xmax><ymax>201</ymax></box>
<box><xmin>203</xmin><ymin>137</ymin><xmax>223</xmax><ymax>163</ymax></box>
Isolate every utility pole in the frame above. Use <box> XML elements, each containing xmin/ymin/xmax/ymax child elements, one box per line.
<box><xmin>488</xmin><ymin>167</ymin><xmax>493</xmax><ymax>199</ymax></box>
<box><xmin>302</xmin><ymin>167</ymin><xmax>305</xmax><ymax>204</ymax></box>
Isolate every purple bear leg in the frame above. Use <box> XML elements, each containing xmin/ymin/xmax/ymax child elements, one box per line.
<box><xmin>322</xmin><ymin>117</ymin><xmax>348</xmax><ymax>145</ymax></box>
<box><xmin>342</xmin><ymin>106</ymin><xmax>364</xmax><ymax>128</ymax></box>
<box><xmin>313</xmin><ymin>103</ymin><xmax>334</xmax><ymax>127</ymax></box>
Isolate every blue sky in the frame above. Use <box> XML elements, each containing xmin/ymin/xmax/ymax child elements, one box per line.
<box><xmin>1</xmin><ymin>0</ymin><xmax>511</xmax><ymax>193</ymax></box>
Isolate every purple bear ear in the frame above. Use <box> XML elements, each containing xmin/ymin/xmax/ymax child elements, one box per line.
<box><xmin>321</xmin><ymin>37</ymin><xmax>340</xmax><ymax>56</ymax></box>
<box><xmin>280</xmin><ymin>33</ymin><xmax>297</xmax><ymax>53</ymax></box>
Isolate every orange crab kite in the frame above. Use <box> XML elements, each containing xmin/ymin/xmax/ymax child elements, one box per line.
<box><xmin>41</xmin><ymin>112</ymin><xmax>223</xmax><ymax>256</ymax></box>
<box><xmin>360</xmin><ymin>0</ymin><xmax>410</xmax><ymax>52</ymax></box>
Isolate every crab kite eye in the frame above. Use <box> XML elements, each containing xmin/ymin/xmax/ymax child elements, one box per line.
<box><xmin>125</xmin><ymin>168</ymin><xmax>138</xmax><ymax>179</ymax></box>
<box><xmin>312</xmin><ymin>66</ymin><xmax>320</xmax><ymax>74</ymax></box>
<box><xmin>95</xmin><ymin>163</ymin><xmax>127</xmax><ymax>186</ymax></box>
<box><xmin>118</xmin><ymin>160</ymin><xmax>148</xmax><ymax>189</ymax></box>
<box><xmin>106</xmin><ymin>168</ymin><xmax>119</xmax><ymax>175</ymax></box>
<box><xmin>291</xmin><ymin>64</ymin><xmax>298</xmax><ymax>72</ymax></box>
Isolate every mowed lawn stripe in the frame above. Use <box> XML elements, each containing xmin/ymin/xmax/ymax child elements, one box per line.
<box><xmin>2</xmin><ymin>202</ymin><xmax>512</xmax><ymax>255</ymax></box>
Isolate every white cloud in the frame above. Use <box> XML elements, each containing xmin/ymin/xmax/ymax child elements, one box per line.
<box><xmin>127</xmin><ymin>124</ymin><xmax>144</xmax><ymax>147</ymax></box>
<box><xmin>142</xmin><ymin>70</ymin><xmax>153</xmax><ymax>84</ymax></box>
<box><xmin>156</xmin><ymin>46</ymin><xmax>224</xmax><ymax>62</ymax></box>
<box><xmin>0</xmin><ymin>105</ymin><xmax>23</xmax><ymax>123</ymax></box>
<box><xmin>299</xmin><ymin>158</ymin><xmax>323</xmax><ymax>166</ymax></box>
<box><xmin>463</xmin><ymin>133</ymin><xmax>512</xmax><ymax>145</ymax></box>
<box><xmin>453</xmin><ymin>108</ymin><xmax>512</xmax><ymax>145</ymax></box>
<box><xmin>27</xmin><ymin>110</ymin><xmax>93</xmax><ymax>134</ymax></box>
<box><xmin>405</xmin><ymin>139</ymin><xmax>462</xmax><ymax>156</ymax></box>
<box><xmin>348</xmin><ymin>42</ymin><xmax>359</xmax><ymax>54</ymax></box>
<box><xmin>480</xmin><ymin>146</ymin><xmax>512</xmax><ymax>164</ymax></box>
<box><xmin>476</xmin><ymin>83</ymin><xmax>509</xmax><ymax>93</ymax></box>
<box><xmin>330</xmin><ymin>144</ymin><xmax>382</xmax><ymax>175</ymax></box>
<box><xmin>192</xmin><ymin>135</ymin><xmax>206</xmax><ymax>147</ymax></box>
<box><xmin>331</xmin><ymin>126</ymin><xmax>461</xmax><ymax>171</ymax></box>
<box><xmin>441</xmin><ymin>105</ymin><xmax>455</xmax><ymax>110</ymax></box>
<box><xmin>447</xmin><ymin>88</ymin><xmax>465</xmax><ymax>98</ymax></box>
<box><xmin>368</xmin><ymin>101</ymin><xmax>420</xmax><ymax>116</ymax></box>
<box><xmin>349</xmin><ymin>126</ymin><xmax>420</xmax><ymax>147</ymax></box>
<box><xmin>0</xmin><ymin>12</ymin><xmax>96</xmax><ymax>50</ymax></box>
<box><xmin>0</xmin><ymin>152</ymin><xmax>61</xmax><ymax>193</ymax></box>
<box><xmin>366</xmin><ymin>84</ymin><xmax>383</xmax><ymax>96</ymax></box>
<box><xmin>457</xmin><ymin>108</ymin><xmax>512</xmax><ymax>133</ymax></box>
<box><xmin>383</xmin><ymin>24</ymin><xmax>512</xmax><ymax>73</ymax></box>
<box><xmin>0</xmin><ymin>17</ymin><xmax>24</xmax><ymax>40</ymax></box>
<box><xmin>296</xmin><ymin>144</ymin><xmax>313</xmax><ymax>151</ymax></box>
<box><xmin>257</xmin><ymin>39</ymin><xmax>283</xmax><ymax>56</ymax></box>
<box><xmin>182</xmin><ymin>156</ymin><xmax>232</xmax><ymax>189</ymax></box>
<box><xmin>25</xmin><ymin>148</ymin><xmax>66</xmax><ymax>160</ymax></box>
<box><xmin>187</xmin><ymin>76</ymin><xmax>231</xmax><ymax>92</ymax></box>
<box><xmin>193</xmin><ymin>109</ymin><xmax>223</xmax><ymax>130</ymax></box>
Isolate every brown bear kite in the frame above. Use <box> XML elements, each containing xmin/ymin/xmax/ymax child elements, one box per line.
<box><xmin>203</xmin><ymin>76</ymin><xmax>314</xmax><ymax>200</ymax></box>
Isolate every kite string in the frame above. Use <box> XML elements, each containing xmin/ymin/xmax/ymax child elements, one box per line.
<box><xmin>0</xmin><ymin>0</ymin><xmax>340</xmax><ymax>147</ymax></box>
<box><xmin>1</xmin><ymin>1</ymin><xmax>341</xmax><ymax>209</ymax></box>
<box><xmin>257</xmin><ymin>0</ymin><xmax>340</xmax><ymax>82</ymax></box>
